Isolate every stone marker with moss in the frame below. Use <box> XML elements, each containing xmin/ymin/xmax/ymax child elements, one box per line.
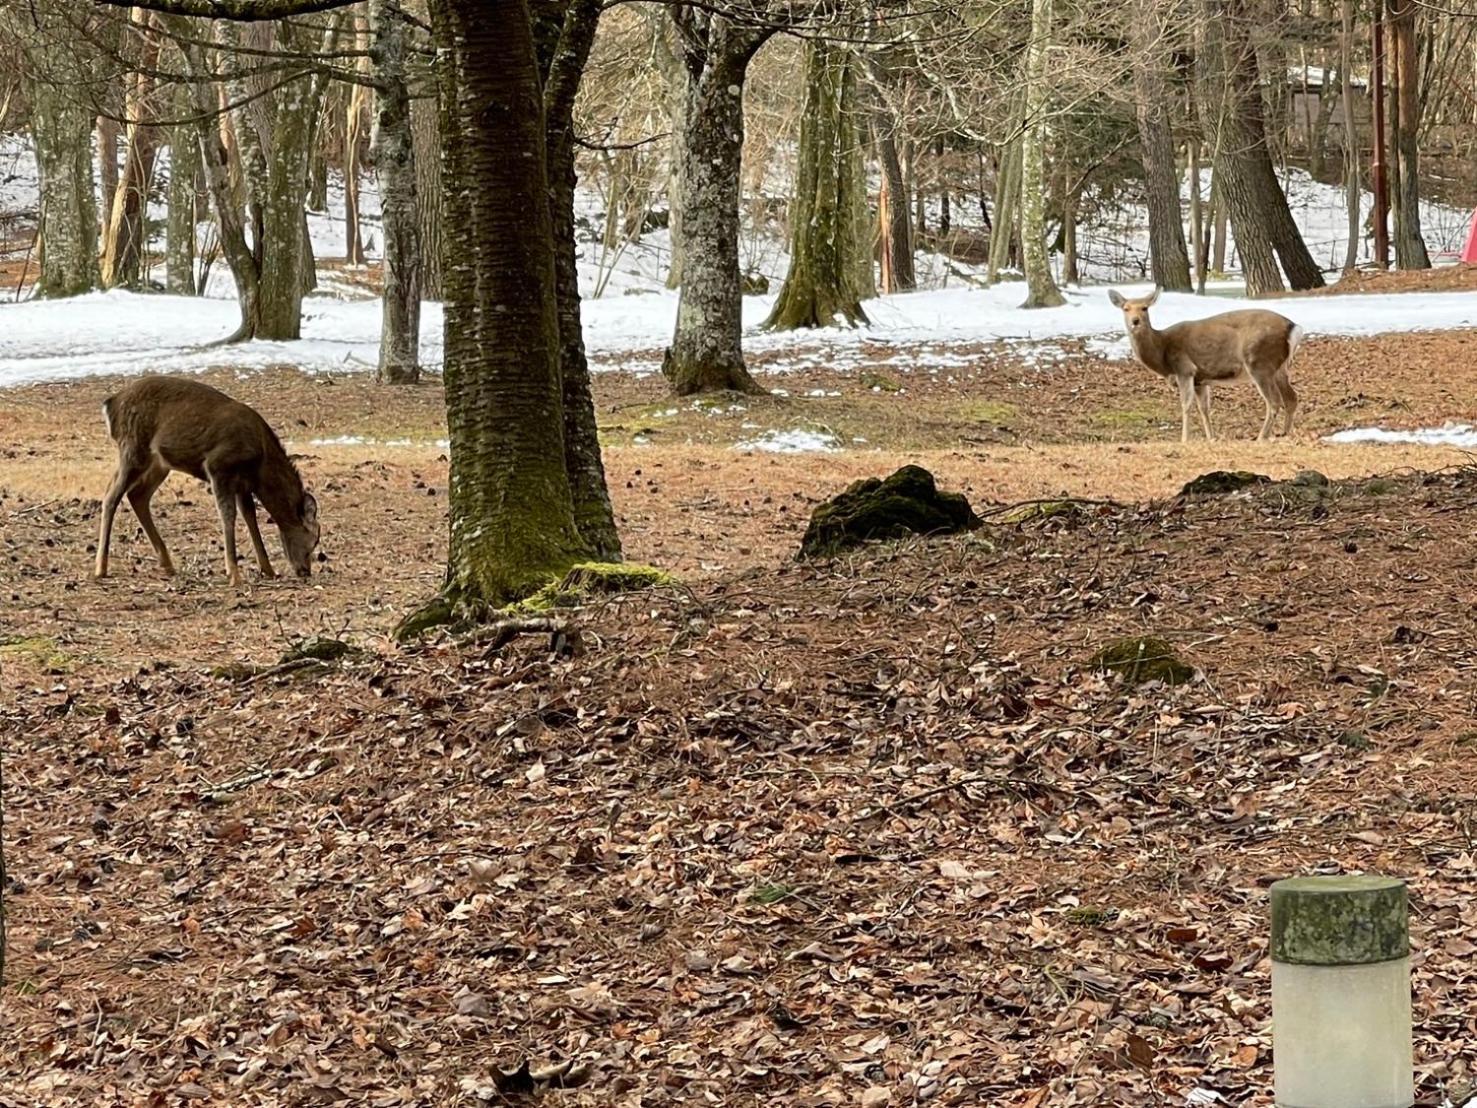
<box><xmin>798</xmin><ymin>465</ymin><xmax>980</xmax><ymax>559</ymax></box>
<box><xmin>1270</xmin><ymin>875</ymin><xmax>1413</xmax><ymax>1108</ymax></box>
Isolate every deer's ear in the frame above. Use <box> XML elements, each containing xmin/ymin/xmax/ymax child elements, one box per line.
<box><xmin>302</xmin><ymin>493</ymin><xmax>318</xmax><ymax>525</ymax></box>
<box><xmin>1108</xmin><ymin>290</ymin><xmax>1126</xmax><ymax>308</ymax></box>
<box><xmin>1145</xmin><ymin>287</ymin><xmax>1161</xmax><ymax>307</ymax></box>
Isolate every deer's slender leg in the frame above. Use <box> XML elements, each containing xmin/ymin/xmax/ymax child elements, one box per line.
<box><xmin>1276</xmin><ymin>371</ymin><xmax>1298</xmax><ymax>436</ymax></box>
<box><xmin>1194</xmin><ymin>383</ymin><xmax>1214</xmax><ymax>441</ymax></box>
<box><xmin>95</xmin><ymin>454</ymin><xmax>145</xmax><ymax>579</ymax></box>
<box><xmin>238</xmin><ymin>492</ymin><xmax>276</xmax><ymax>577</ymax></box>
<box><xmin>126</xmin><ymin>463</ymin><xmax>174</xmax><ymax>575</ymax></box>
<box><xmin>207</xmin><ymin>470</ymin><xmax>242</xmax><ymax>586</ymax></box>
<box><xmin>1175</xmin><ymin>375</ymin><xmax>1197</xmax><ymax>443</ymax></box>
<box><xmin>1250</xmin><ymin>373</ymin><xmax>1279</xmax><ymax>441</ymax></box>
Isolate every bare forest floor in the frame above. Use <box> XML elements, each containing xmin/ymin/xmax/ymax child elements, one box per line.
<box><xmin>6</xmin><ymin>327</ymin><xmax>1477</xmax><ymax>1105</ymax></box>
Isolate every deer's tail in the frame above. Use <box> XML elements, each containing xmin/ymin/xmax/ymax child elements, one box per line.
<box><xmin>101</xmin><ymin>395</ymin><xmax>118</xmax><ymax>441</ymax></box>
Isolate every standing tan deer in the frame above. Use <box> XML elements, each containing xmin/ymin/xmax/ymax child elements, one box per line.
<box><xmin>1108</xmin><ymin>288</ymin><xmax>1304</xmax><ymax>443</ymax></box>
<box><xmin>94</xmin><ymin>376</ymin><xmax>320</xmax><ymax>585</ymax></box>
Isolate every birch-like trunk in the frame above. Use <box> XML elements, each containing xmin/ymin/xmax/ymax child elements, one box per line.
<box><xmin>1020</xmin><ymin>0</ymin><xmax>1065</xmax><ymax>309</ymax></box>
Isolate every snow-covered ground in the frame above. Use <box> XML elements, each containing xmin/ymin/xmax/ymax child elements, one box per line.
<box><xmin>2</xmin><ymin>281</ymin><xmax>1475</xmax><ymax>390</ymax></box>
<box><xmin>1327</xmin><ymin>423</ymin><xmax>1477</xmax><ymax>448</ymax></box>
<box><xmin>1</xmin><ymin>133</ymin><xmax>1475</xmax><ymax>394</ymax></box>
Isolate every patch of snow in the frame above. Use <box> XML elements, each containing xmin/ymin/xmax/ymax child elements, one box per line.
<box><xmin>1326</xmin><ymin>422</ymin><xmax>1477</xmax><ymax>447</ymax></box>
<box><xmin>733</xmin><ymin>428</ymin><xmax>841</xmax><ymax>453</ymax></box>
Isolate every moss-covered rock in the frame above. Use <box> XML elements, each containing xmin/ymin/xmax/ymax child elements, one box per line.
<box><xmin>1090</xmin><ymin>635</ymin><xmax>1195</xmax><ymax>686</ymax></box>
<box><xmin>1180</xmin><ymin>470</ymin><xmax>1272</xmax><ymax>497</ymax></box>
<box><xmin>799</xmin><ymin>466</ymin><xmax>981</xmax><ymax>559</ymax></box>
<box><xmin>1290</xmin><ymin>469</ymin><xmax>1330</xmax><ymax>488</ymax></box>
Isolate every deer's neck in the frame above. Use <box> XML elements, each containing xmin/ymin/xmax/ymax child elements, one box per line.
<box><xmin>1129</xmin><ymin>325</ymin><xmax>1170</xmax><ymax>375</ymax></box>
<box><xmin>257</xmin><ymin>452</ymin><xmax>306</xmax><ymax>524</ymax></box>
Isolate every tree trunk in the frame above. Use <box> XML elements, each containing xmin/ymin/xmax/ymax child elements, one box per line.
<box><xmin>1341</xmin><ymin>0</ymin><xmax>1360</xmax><ymax>274</ymax></box>
<box><xmin>1388</xmin><ymin>0</ymin><xmax>1430</xmax><ymax>268</ymax></box>
<box><xmin>662</xmin><ymin>14</ymin><xmax>771</xmax><ymax>396</ymax></box>
<box><xmin>1189</xmin><ymin>141</ymin><xmax>1205</xmax><ymax>289</ymax></box>
<box><xmin>98</xmin><ymin>114</ymin><xmax>121</xmax><ymax>215</ymax></box>
<box><xmin>1062</xmin><ymin>171</ymin><xmax>1080</xmax><ymax>286</ymax></box>
<box><xmin>102</xmin><ymin>10</ymin><xmax>161</xmax><ymax>289</ymax></box>
<box><xmin>166</xmin><ymin>104</ymin><xmax>199</xmax><ymax>294</ymax></box>
<box><xmin>370</xmin><ymin>0</ymin><xmax>422</xmax><ymax>382</ymax></box>
<box><xmin>986</xmin><ymin>139</ymin><xmax>1020</xmax><ymax>285</ymax></box>
<box><xmin>174</xmin><ymin>27</ymin><xmax>262</xmax><ymax>339</ymax></box>
<box><xmin>766</xmin><ymin>40</ymin><xmax>870</xmax><ymax>330</ymax></box>
<box><xmin>31</xmin><ymin>58</ymin><xmax>100</xmax><ymax>298</ymax></box>
<box><xmin>1020</xmin><ymin>0</ymin><xmax>1065</xmax><ymax>309</ymax></box>
<box><xmin>651</xmin><ymin>13</ymin><xmax>688</xmax><ymax>290</ymax></box>
<box><xmin>536</xmin><ymin>0</ymin><xmax>621</xmax><ymax>560</ymax></box>
<box><xmin>1201</xmin><ymin>0</ymin><xmax>1324</xmax><ymax>294</ymax></box>
<box><xmin>411</xmin><ymin>92</ymin><xmax>443</xmax><ymax>299</ymax></box>
<box><xmin>424</xmin><ymin>0</ymin><xmax>590</xmax><ymax>607</ymax></box>
<box><xmin>256</xmin><ymin>73</ymin><xmax>320</xmax><ymax>336</ymax></box>
<box><xmin>345</xmin><ymin>73</ymin><xmax>368</xmax><ymax>265</ymax></box>
<box><xmin>1132</xmin><ymin>0</ymin><xmax>1192</xmax><ymax>291</ymax></box>
<box><xmin>873</xmin><ymin>113</ymin><xmax>915</xmax><ymax>292</ymax></box>
<box><xmin>1210</xmin><ymin>175</ymin><xmax>1228</xmax><ymax>273</ymax></box>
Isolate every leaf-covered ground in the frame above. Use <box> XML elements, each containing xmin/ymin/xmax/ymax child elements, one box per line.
<box><xmin>6</xmin><ymin>455</ymin><xmax>1477</xmax><ymax>1105</ymax></box>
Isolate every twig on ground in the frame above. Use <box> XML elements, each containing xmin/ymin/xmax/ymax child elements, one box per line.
<box><xmin>457</xmin><ymin>617</ymin><xmax>583</xmax><ymax>658</ymax></box>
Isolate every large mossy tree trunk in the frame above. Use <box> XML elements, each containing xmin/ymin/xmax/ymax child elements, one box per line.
<box><xmin>256</xmin><ymin>68</ymin><xmax>322</xmax><ymax>337</ymax></box>
<box><xmin>1131</xmin><ymin>0</ymin><xmax>1192</xmax><ymax>292</ymax></box>
<box><xmin>1201</xmin><ymin>0</ymin><xmax>1324</xmax><ymax>294</ymax></box>
<box><xmin>1019</xmin><ymin>0</ymin><xmax>1065</xmax><ymax>309</ymax></box>
<box><xmin>661</xmin><ymin>9</ymin><xmax>773</xmax><ymax>396</ymax></box>
<box><xmin>536</xmin><ymin>0</ymin><xmax>621</xmax><ymax>561</ymax></box>
<box><xmin>1387</xmin><ymin>0</ymin><xmax>1430</xmax><ymax>269</ymax></box>
<box><xmin>766</xmin><ymin>40</ymin><xmax>870</xmax><ymax>331</ymax></box>
<box><xmin>426</xmin><ymin>0</ymin><xmax>591</xmax><ymax>607</ymax></box>
<box><xmin>370</xmin><ymin>0</ymin><xmax>423</xmax><ymax>382</ymax></box>
<box><xmin>29</xmin><ymin>31</ymin><xmax>100</xmax><ymax>299</ymax></box>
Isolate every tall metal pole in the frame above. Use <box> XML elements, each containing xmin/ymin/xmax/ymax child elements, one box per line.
<box><xmin>1371</xmin><ymin>0</ymin><xmax>1390</xmax><ymax>269</ymax></box>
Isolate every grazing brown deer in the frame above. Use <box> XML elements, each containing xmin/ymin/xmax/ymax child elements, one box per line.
<box><xmin>94</xmin><ymin>376</ymin><xmax>320</xmax><ymax>585</ymax></box>
<box><xmin>1108</xmin><ymin>288</ymin><xmax>1304</xmax><ymax>443</ymax></box>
